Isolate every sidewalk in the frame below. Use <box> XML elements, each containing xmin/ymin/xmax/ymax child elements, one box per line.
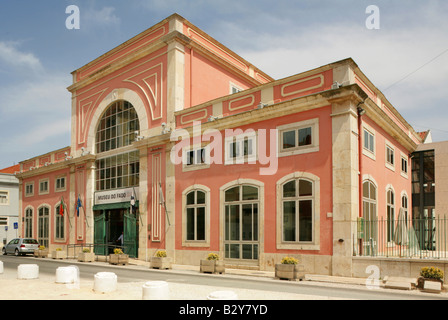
<box><xmin>0</xmin><ymin>257</ymin><xmax>446</xmax><ymax>300</ymax></box>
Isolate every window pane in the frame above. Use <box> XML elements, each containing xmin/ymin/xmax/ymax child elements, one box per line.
<box><xmin>186</xmin><ymin>208</ymin><xmax>195</xmax><ymax>240</ymax></box>
<box><xmin>283</xmin><ymin>201</ymin><xmax>296</xmax><ymax>241</ymax></box>
<box><xmin>299</xmin><ymin>200</ymin><xmax>312</xmax><ymax>241</ymax></box>
<box><xmin>242</xmin><ymin>204</ymin><xmax>253</xmax><ymax>241</ymax></box>
<box><xmin>298</xmin><ymin>127</ymin><xmax>312</xmax><ymax>146</ymax></box>
<box><xmin>196</xmin><ymin>191</ymin><xmax>205</xmax><ymax>204</ymax></box>
<box><xmin>242</xmin><ymin>186</ymin><xmax>258</xmax><ymax>200</ymax></box>
<box><xmin>225</xmin><ymin>187</ymin><xmax>240</xmax><ymax>202</ymax></box>
<box><xmin>186</xmin><ymin>191</ymin><xmax>195</xmax><ymax>205</ymax></box>
<box><xmin>283</xmin><ymin>181</ymin><xmax>296</xmax><ymax>198</ymax></box>
<box><xmin>228</xmin><ymin>205</ymin><xmax>239</xmax><ymax>241</ymax></box>
<box><xmin>299</xmin><ymin>180</ymin><xmax>313</xmax><ymax>196</ymax></box>
<box><xmin>283</xmin><ymin>130</ymin><xmax>295</xmax><ymax>149</ymax></box>
<box><xmin>196</xmin><ymin>207</ymin><xmax>206</xmax><ymax>241</ymax></box>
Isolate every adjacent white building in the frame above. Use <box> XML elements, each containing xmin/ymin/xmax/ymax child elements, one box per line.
<box><xmin>0</xmin><ymin>165</ymin><xmax>20</xmax><ymax>248</ymax></box>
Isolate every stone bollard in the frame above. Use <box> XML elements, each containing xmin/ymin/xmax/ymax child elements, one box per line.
<box><xmin>93</xmin><ymin>272</ymin><xmax>117</xmax><ymax>293</ymax></box>
<box><xmin>17</xmin><ymin>264</ymin><xmax>39</xmax><ymax>280</ymax></box>
<box><xmin>142</xmin><ymin>281</ymin><xmax>170</xmax><ymax>300</ymax></box>
<box><xmin>0</xmin><ymin>261</ymin><xmax>3</xmax><ymax>274</ymax></box>
<box><xmin>207</xmin><ymin>290</ymin><xmax>238</xmax><ymax>300</ymax></box>
<box><xmin>55</xmin><ymin>266</ymin><xmax>78</xmax><ymax>284</ymax></box>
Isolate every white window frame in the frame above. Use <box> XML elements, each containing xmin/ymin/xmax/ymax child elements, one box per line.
<box><xmin>0</xmin><ymin>190</ymin><xmax>9</xmax><ymax>205</ymax></box>
<box><xmin>182</xmin><ymin>185</ymin><xmax>210</xmax><ymax>247</ymax></box>
<box><xmin>400</xmin><ymin>153</ymin><xmax>409</xmax><ymax>178</ymax></box>
<box><xmin>385</xmin><ymin>142</ymin><xmax>395</xmax><ymax>171</ymax></box>
<box><xmin>25</xmin><ymin>182</ymin><xmax>34</xmax><ymax>197</ymax></box>
<box><xmin>55</xmin><ymin>176</ymin><xmax>66</xmax><ymax>192</ymax></box>
<box><xmin>224</xmin><ymin>130</ymin><xmax>257</xmax><ymax>165</ymax></box>
<box><xmin>229</xmin><ymin>82</ymin><xmax>243</xmax><ymax>94</ymax></box>
<box><xmin>182</xmin><ymin>144</ymin><xmax>210</xmax><ymax>172</ymax></box>
<box><xmin>277</xmin><ymin>118</ymin><xmax>319</xmax><ymax>157</ymax></box>
<box><xmin>276</xmin><ymin>172</ymin><xmax>320</xmax><ymax>251</ymax></box>
<box><xmin>39</xmin><ymin>178</ymin><xmax>49</xmax><ymax>195</ymax></box>
<box><xmin>362</xmin><ymin>124</ymin><xmax>376</xmax><ymax>160</ymax></box>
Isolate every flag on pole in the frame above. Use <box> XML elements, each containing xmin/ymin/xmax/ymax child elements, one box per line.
<box><xmin>59</xmin><ymin>197</ymin><xmax>65</xmax><ymax>216</ymax></box>
<box><xmin>76</xmin><ymin>195</ymin><xmax>82</xmax><ymax>217</ymax></box>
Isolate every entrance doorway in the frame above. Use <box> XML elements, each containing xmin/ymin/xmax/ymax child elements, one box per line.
<box><xmin>93</xmin><ymin>205</ymin><xmax>138</xmax><ymax>257</ymax></box>
<box><xmin>223</xmin><ymin>185</ymin><xmax>259</xmax><ymax>261</ymax></box>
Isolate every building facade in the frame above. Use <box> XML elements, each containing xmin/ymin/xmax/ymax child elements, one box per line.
<box><xmin>0</xmin><ymin>165</ymin><xmax>20</xmax><ymax>248</ymax></box>
<box><xmin>15</xmin><ymin>14</ymin><xmax>422</xmax><ymax>277</ymax></box>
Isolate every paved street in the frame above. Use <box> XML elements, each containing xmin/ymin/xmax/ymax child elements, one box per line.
<box><xmin>1</xmin><ymin>255</ymin><xmax>447</xmax><ymax>301</ymax></box>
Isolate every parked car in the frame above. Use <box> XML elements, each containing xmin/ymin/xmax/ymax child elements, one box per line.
<box><xmin>2</xmin><ymin>238</ymin><xmax>39</xmax><ymax>256</ymax></box>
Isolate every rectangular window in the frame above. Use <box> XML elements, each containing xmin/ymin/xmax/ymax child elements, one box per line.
<box><xmin>225</xmin><ymin>132</ymin><xmax>257</xmax><ymax>164</ymax></box>
<box><xmin>386</xmin><ymin>145</ymin><xmax>394</xmax><ymax>166</ymax></box>
<box><xmin>0</xmin><ymin>191</ymin><xmax>8</xmax><ymax>205</ymax></box>
<box><xmin>39</xmin><ymin>179</ymin><xmax>49</xmax><ymax>194</ymax></box>
<box><xmin>364</xmin><ymin>129</ymin><xmax>375</xmax><ymax>153</ymax></box>
<box><xmin>95</xmin><ymin>151</ymin><xmax>139</xmax><ymax>191</ymax></box>
<box><xmin>0</xmin><ymin>217</ymin><xmax>7</xmax><ymax>226</ymax></box>
<box><xmin>401</xmin><ymin>155</ymin><xmax>408</xmax><ymax>176</ymax></box>
<box><xmin>55</xmin><ymin>177</ymin><xmax>66</xmax><ymax>191</ymax></box>
<box><xmin>278</xmin><ymin>118</ymin><xmax>319</xmax><ymax>156</ymax></box>
<box><xmin>186</xmin><ymin>147</ymin><xmax>206</xmax><ymax>166</ymax></box>
<box><xmin>25</xmin><ymin>183</ymin><xmax>34</xmax><ymax>197</ymax></box>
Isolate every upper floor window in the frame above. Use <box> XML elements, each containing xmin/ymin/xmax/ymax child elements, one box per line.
<box><xmin>0</xmin><ymin>191</ymin><xmax>8</xmax><ymax>205</ymax></box>
<box><xmin>225</xmin><ymin>131</ymin><xmax>257</xmax><ymax>164</ymax></box>
<box><xmin>25</xmin><ymin>183</ymin><xmax>34</xmax><ymax>197</ymax></box>
<box><xmin>96</xmin><ymin>100</ymin><xmax>139</xmax><ymax>154</ymax></box>
<box><xmin>277</xmin><ymin>118</ymin><xmax>319</xmax><ymax>157</ymax></box>
<box><xmin>39</xmin><ymin>179</ymin><xmax>49</xmax><ymax>195</ymax></box>
<box><xmin>364</xmin><ymin>129</ymin><xmax>375</xmax><ymax>154</ymax></box>
<box><xmin>55</xmin><ymin>176</ymin><xmax>66</xmax><ymax>192</ymax></box>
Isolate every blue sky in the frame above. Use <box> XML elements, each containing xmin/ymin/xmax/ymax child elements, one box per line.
<box><xmin>0</xmin><ymin>0</ymin><xmax>447</xmax><ymax>169</ymax></box>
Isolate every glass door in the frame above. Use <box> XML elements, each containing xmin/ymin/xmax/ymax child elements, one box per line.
<box><xmin>38</xmin><ymin>206</ymin><xmax>49</xmax><ymax>248</ymax></box>
<box><xmin>224</xmin><ymin>185</ymin><xmax>259</xmax><ymax>261</ymax></box>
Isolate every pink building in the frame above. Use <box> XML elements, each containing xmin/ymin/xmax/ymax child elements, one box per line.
<box><xmin>15</xmin><ymin>14</ymin><xmax>422</xmax><ymax>277</ymax></box>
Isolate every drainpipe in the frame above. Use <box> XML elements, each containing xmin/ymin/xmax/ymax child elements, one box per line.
<box><xmin>357</xmin><ymin>101</ymin><xmax>366</xmax><ymax>255</ymax></box>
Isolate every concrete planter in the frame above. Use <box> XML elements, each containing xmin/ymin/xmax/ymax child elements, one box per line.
<box><xmin>78</xmin><ymin>252</ymin><xmax>95</xmax><ymax>262</ymax></box>
<box><xmin>275</xmin><ymin>264</ymin><xmax>305</xmax><ymax>281</ymax></box>
<box><xmin>52</xmin><ymin>250</ymin><xmax>67</xmax><ymax>260</ymax></box>
<box><xmin>109</xmin><ymin>254</ymin><xmax>129</xmax><ymax>265</ymax></box>
<box><xmin>150</xmin><ymin>257</ymin><xmax>172</xmax><ymax>270</ymax></box>
<box><xmin>418</xmin><ymin>277</ymin><xmax>444</xmax><ymax>293</ymax></box>
<box><xmin>200</xmin><ymin>260</ymin><xmax>225</xmax><ymax>274</ymax></box>
<box><xmin>34</xmin><ymin>250</ymin><xmax>49</xmax><ymax>258</ymax></box>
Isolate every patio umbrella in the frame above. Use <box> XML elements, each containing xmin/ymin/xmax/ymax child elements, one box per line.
<box><xmin>394</xmin><ymin>208</ymin><xmax>409</xmax><ymax>257</ymax></box>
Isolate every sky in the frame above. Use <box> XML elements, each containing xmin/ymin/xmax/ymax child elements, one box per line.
<box><xmin>0</xmin><ymin>0</ymin><xmax>447</xmax><ymax>169</ymax></box>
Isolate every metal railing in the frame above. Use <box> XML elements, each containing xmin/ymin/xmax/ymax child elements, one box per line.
<box><xmin>67</xmin><ymin>243</ymin><xmax>125</xmax><ymax>261</ymax></box>
<box><xmin>356</xmin><ymin>216</ymin><xmax>448</xmax><ymax>259</ymax></box>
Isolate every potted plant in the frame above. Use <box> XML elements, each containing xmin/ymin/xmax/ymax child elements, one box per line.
<box><xmin>51</xmin><ymin>248</ymin><xmax>67</xmax><ymax>260</ymax></box>
<box><xmin>418</xmin><ymin>266</ymin><xmax>444</xmax><ymax>293</ymax></box>
<box><xmin>34</xmin><ymin>245</ymin><xmax>49</xmax><ymax>258</ymax></box>
<box><xmin>78</xmin><ymin>248</ymin><xmax>95</xmax><ymax>262</ymax></box>
<box><xmin>150</xmin><ymin>250</ymin><xmax>172</xmax><ymax>270</ymax></box>
<box><xmin>109</xmin><ymin>248</ymin><xmax>129</xmax><ymax>265</ymax></box>
<box><xmin>275</xmin><ymin>256</ymin><xmax>305</xmax><ymax>281</ymax></box>
<box><xmin>200</xmin><ymin>253</ymin><xmax>225</xmax><ymax>274</ymax></box>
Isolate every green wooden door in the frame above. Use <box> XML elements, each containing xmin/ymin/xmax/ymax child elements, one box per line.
<box><xmin>94</xmin><ymin>212</ymin><xmax>107</xmax><ymax>255</ymax></box>
<box><xmin>124</xmin><ymin>212</ymin><xmax>137</xmax><ymax>258</ymax></box>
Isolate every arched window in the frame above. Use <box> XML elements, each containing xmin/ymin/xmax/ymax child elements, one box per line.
<box><xmin>38</xmin><ymin>206</ymin><xmax>50</xmax><ymax>248</ymax></box>
<box><xmin>95</xmin><ymin>100</ymin><xmax>140</xmax><ymax>191</ymax></box>
<box><xmin>386</xmin><ymin>189</ymin><xmax>395</xmax><ymax>242</ymax></box>
<box><xmin>95</xmin><ymin>100</ymin><xmax>139</xmax><ymax>154</ymax></box>
<box><xmin>25</xmin><ymin>207</ymin><xmax>33</xmax><ymax>238</ymax></box>
<box><xmin>186</xmin><ymin>190</ymin><xmax>206</xmax><ymax>241</ymax></box>
<box><xmin>281</xmin><ymin>179</ymin><xmax>314</xmax><ymax>242</ymax></box>
<box><xmin>224</xmin><ymin>185</ymin><xmax>259</xmax><ymax>260</ymax></box>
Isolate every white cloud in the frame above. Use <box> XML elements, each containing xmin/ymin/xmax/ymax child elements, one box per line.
<box><xmin>0</xmin><ymin>41</ymin><xmax>43</xmax><ymax>72</ymax></box>
<box><xmin>83</xmin><ymin>6</ymin><xmax>120</xmax><ymax>28</ymax></box>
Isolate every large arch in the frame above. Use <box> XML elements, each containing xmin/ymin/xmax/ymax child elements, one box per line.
<box><xmin>85</xmin><ymin>88</ymin><xmax>149</xmax><ymax>154</ymax></box>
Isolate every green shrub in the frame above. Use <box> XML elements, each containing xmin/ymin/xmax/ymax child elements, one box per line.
<box><xmin>420</xmin><ymin>267</ymin><xmax>444</xmax><ymax>280</ymax></box>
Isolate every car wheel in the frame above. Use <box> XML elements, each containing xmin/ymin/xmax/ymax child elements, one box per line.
<box><xmin>2</xmin><ymin>248</ymin><xmax>6</xmax><ymax>255</ymax></box>
<box><xmin>14</xmin><ymin>248</ymin><xmax>20</xmax><ymax>256</ymax></box>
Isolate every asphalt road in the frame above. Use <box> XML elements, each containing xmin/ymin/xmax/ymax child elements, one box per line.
<box><xmin>1</xmin><ymin>255</ymin><xmax>446</xmax><ymax>301</ymax></box>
